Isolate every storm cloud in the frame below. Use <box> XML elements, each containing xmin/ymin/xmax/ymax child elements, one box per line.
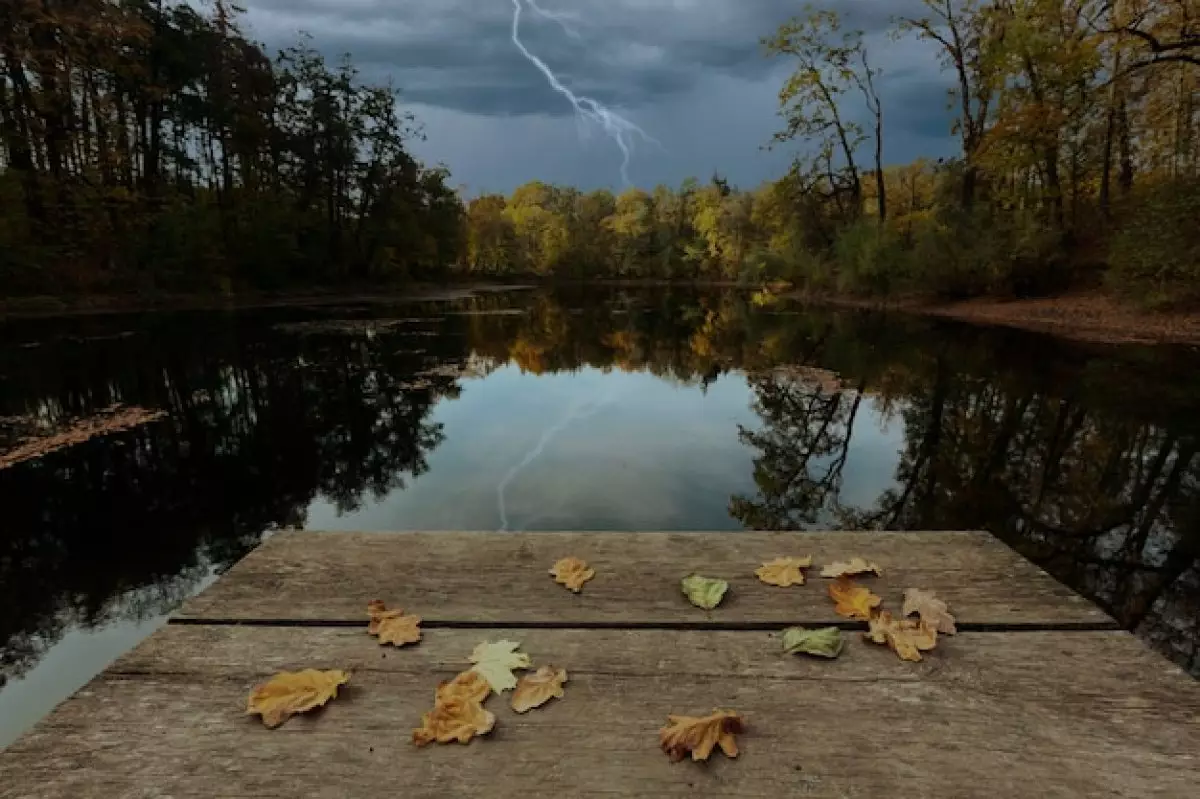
<box><xmin>233</xmin><ymin>0</ymin><xmax>959</xmax><ymax>192</ymax></box>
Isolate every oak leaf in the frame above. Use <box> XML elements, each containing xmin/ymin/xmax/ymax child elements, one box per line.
<box><xmin>820</xmin><ymin>557</ymin><xmax>882</xmax><ymax>578</ymax></box>
<box><xmin>436</xmin><ymin>670</ymin><xmax>492</xmax><ymax>705</ymax></box>
<box><xmin>902</xmin><ymin>588</ymin><xmax>957</xmax><ymax>635</ymax></box>
<box><xmin>246</xmin><ymin>669</ymin><xmax>350</xmax><ymax>729</ymax></box>
<box><xmin>412</xmin><ymin>696</ymin><xmax>496</xmax><ymax>747</ymax></box>
<box><xmin>366</xmin><ymin>600</ymin><xmax>422</xmax><ymax>647</ymax></box>
<box><xmin>755</xmin><ymin>556</ymin><xmax>813</xmax><ymax>587</ymax></box>
<box><xmin>681</xmin><ymin>574</ymin><xmax>729</xmax><ymax>610</ymax></box>
<box><xmin>659</xmin><ymin>710</ymin><xmax>745</xmax><ymax>762</ymax></box>
<box><xmin>781</xmin><ymin>626</ymin><xmax>844</xmax><ymax>659</ymax></box>
<box><xmin>550</xmin><ymin>557</ymin><xmax>595</xmax><ymax>593</ymax></box>
<box><xmin>469</xmin><ymin>640</ymin><xmax>531</xmax><ymax>692</ymax></box>
<box><xmin>828</xmin><ymin>577</ymin><xmax>882</xmax><ymax>620</ymax></box>
<box><xmin>511</xmin><ymin>666</ymin><xmax>568</xmax><ymax>713</ymax></box>
<box><xmin>866</xmin><ymin>611</ymin><xmax>938</xmax><ymax>662</ymax></box>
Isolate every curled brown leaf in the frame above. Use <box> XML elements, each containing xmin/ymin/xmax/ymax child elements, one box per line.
<box><xmin>659</xmin><ymin>710</ymin><xmax>745</xmax><ymax>762</ymax></box>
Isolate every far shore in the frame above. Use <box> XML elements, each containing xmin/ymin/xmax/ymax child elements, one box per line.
<box><xmin>3</xmin><ymin>282</ymin><xmax>1199</xmax><ymax>347</ymax></box>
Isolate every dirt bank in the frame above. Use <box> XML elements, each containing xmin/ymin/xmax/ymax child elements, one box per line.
<box><xmin>919</xmin><ymin>294</ymin><xmax>1200</xmax><ymax>346</ymax></box>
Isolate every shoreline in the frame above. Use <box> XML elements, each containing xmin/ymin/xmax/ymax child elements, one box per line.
<box><xmin>791</xmin><ymin>292</ymin><xmax>1200</xmax><ymax>346</ymax></box>
<box><xmin>3</xmin><ymin>284</ymin><xmax>1198</xmax><ymax>347</ymax></box>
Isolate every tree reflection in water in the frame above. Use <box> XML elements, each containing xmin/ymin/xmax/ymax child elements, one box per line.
<box><xmin>1</xmin><ymin>288</ymin><xmax>1197</xmax><ymax>692</ymax></box>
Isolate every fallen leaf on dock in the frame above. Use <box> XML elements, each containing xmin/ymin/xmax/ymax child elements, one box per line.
<box><xmin>902</xmin><ymin>588</ymin><xmax>957</xmax><ymax>635</ymax></box>
<box><xmin>437</xmin><ymin>670</ymin><xmax>492</xmax><ymax>705</ymax></box>
<box><xmin>366</xmin><ymin>600</ymin><xmax>422</xmax><ymax>646</ymax></box>
<box><xmin>820</xmin><ymin>557</ymin><xmax>882</xmax><ymax>578</ymax></box>
<box><xmin>246</xmin><ymin>669</ymin><xmax>350</xmax><ymax>729</ymax></box>
<box><xmin>550</xmin><ymin>557</ymin><xmax>595</xmax><ymax>593</ymax></box>
<box><xmin>681</xmin><ymin>574</ymin><xmax>729</xmax><ymax>610</ymax></box>
<box><xmin>660</xmin><ymin>710</ymin><xmax>745</xmax><ymax>762</ymax></box>
<box><xmin>511</xmin><ymin>666</ymin><xmax>568</xmax><ymax>713</ymax></box>
<box><xmin>469</xmin><ymin>640</ymin><xmax>531</xmax><ymax>692</ymax></box>
<box><xmin>755</xmin><ymin>556</ymin><xmax>813</xmax><ymax>587</ymax></box>
<box><xmin>781</xmin><ymin>626</ymin><xmax>844</xmax><ymax>658</ymax></box>
<box><xmin>866</xmin><ymin>611</ymin><xmax>938</xmax><ymax>662</ymax></box>
<box><xmin>413</xmin><ymin>694</ymin><xmax>496</xmax><ymax>747</ymax></box>
<box><xmin>829</xmin><ymin>577</ymin><xmax>882</xmax><ymax>620</ymax></box>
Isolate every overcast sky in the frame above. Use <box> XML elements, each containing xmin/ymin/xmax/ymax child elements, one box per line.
<box><xmin>234</xmin><ymin>0</ymin><xmax>961</xmax><ymax>194</ymax></box>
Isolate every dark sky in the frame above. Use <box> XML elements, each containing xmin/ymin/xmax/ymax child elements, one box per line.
<box><xmin>236</xmin><ymin>0</ymin><xmax>960</xmax><ymax>193</ymax></box>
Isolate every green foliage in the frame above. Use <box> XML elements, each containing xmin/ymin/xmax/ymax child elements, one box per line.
<box><xmin>1108</xmin><ymin>181</ymin><xmax>1200</xmax><ymax>309</ymax></box>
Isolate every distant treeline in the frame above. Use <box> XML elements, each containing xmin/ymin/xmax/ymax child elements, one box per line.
<box><xmin>2</xmin><ymin>1</ymin><xmax>1199</xmax><ymax>307</ymax></box>
<box><xmin>461</xmin><ymin>2</ymin><xmax>1200</xmax><ymax>308</ymax></box>
<box><xmin>0</xmin><ymin>0</ymin><xmax>463</xmax><ymax>293</ymax></box>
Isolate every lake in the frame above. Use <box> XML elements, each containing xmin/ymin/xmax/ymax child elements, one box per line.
<box><xmin>1</xmin><ymin>286</ymin><xmax>1198</xmax><ymax>747</ymax></box>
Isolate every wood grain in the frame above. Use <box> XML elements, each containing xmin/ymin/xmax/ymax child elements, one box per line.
<box><xmin>176</xmin><ymin>531</ymin><xmax>1112</xmax><ymax>626</ymax></box>
<box><xmin>2</xmin><ymin>626</ymin><xmax>1196</xmax><ymax>799</ymax></box>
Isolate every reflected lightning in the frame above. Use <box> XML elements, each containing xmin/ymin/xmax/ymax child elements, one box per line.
<box><xmin>510</xmin><ymin>0</ymin><xmax>655</xmax><ymax>185</ymax></box>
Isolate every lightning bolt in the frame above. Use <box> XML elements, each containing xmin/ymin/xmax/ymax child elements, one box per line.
<box><xmin>510</xmin><ymin>0</ymin><xmax>656</xmax><ymax>186</ymax></box>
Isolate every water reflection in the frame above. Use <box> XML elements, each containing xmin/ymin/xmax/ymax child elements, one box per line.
<box><xmin>1</xmin><ymin>287</ymin><xmax>1197</xmax><ymax>745</ymax></box>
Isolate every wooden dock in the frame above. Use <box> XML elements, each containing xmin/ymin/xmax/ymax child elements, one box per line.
<box><xmin>2</xmin><ymin>531</ymin><xmax>1198</xmax><ymax>798</ymax></box>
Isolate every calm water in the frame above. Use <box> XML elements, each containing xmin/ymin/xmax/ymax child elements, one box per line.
<box><xmin>2</xmin><ymin>287</ymin><xmax>1198</xmax><ymax>746</ymax></box>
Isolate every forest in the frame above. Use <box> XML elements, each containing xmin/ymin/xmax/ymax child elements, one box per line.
<box><xmin>0</xmin><ymin>0</ymin><xmax>464</xmax><ymax>293</ymax></box>
<box><xmin>1</xmin><ymin>1</ymin><xmax>1199</xmax><ymax>307</ymax></box>
<box><xmin>462</xmin><ymin>1</ymin><xmax>1200</xmax><ymax>307</ymax></box>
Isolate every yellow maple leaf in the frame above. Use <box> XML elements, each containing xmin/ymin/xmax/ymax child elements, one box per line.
<box><xmin>412</xmin><ymin>697</ymin><xmax>496</xmax><ymax>747</ymax></box>
<box><xmin>366</xmin><ymin>600</ymin><xmax>422</xmax><ymax>647</ymax></box>
<box><xmin>549</xmin><ymin>557</ymin><xmax>595</xmax><ymax>593</ymax></box>
<box><xmin>902</xmin><ymin>588</ymin><xmax>957</xmax><ymax>635</ymax></box>
<box><xmin>511</xmin><ymin>665</ymin><xmax>568</xmax><ymax>713</ymax></box>
<box><xmin>246</xmin><ymin>669</ymin><xmax>350</xmax><ymax>729</ymax></box>
<box><xmin>820</xmin><ymin>557</ymin><xmax>882</xmax><ymax>578</ymax></box>
<box><xmin>866</xmin><ymin>611</ymin><xmax>938</xmax><ymax>662</ymax></box>
<box><xmin>469</xmin><ymin>640</ymin><xmax>531</xmax><ymax>693</ymax></box>
<box><xmin>755</xmin><ymin>555</ymin><xmax>813</xmax><ymax>587</ymax></box>
<box><xmin>436</xmin><ymin>670</ymin><xmax>492</xmax><ymax>705</ymax></box>
<box><xmin>659</xmin><ymin>710</ymin><xmax>745</xmax><ymax>762</ymax></box>
<box><xmin>828</xmin><ymin>577</ymin><xmax>882</xmax><ymax>620</ymax></box>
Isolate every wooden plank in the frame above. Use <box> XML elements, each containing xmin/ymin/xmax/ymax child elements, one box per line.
<box><xmin>2</xmin><ymin>626</ymin><xmax>1195</xmax><ymax>798</ymax></box>
<box><xmin>177</xmin><ymin>531</ymin><xmax>1112</xmax><ymax>626</ymax></box>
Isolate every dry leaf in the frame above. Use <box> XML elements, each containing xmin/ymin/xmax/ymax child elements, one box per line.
<box><xmin>246</xmin><ymin>669</ymin><xmax>350</xmax><ymax>729</ymax></box>
<box><xmin>366</xmin><ymin>600</ymin><xmax>422</xmax><ymax>647</ymax></box>
<box><xmin>550</xmin><ymin>557</ymin><xmax>595</xmax><ymax>593</ymax></box>
<box><xmin>412</xmin><ymin>697</ymin><xmax>496</xmax><ymax>747</ymax></box>
<box><xmin>866</xmin><ymin>611</ymin><xmax>938</xmax><ymax>662</ymax></box>
<box><xmin>511</xmin><ymin>666</ymin><xmax>568</xmax><ymax>713</ymax></box>
<box><xmin>755</xmin><ymin>556</ymin><xmax>813</xmax><ymax>587</ymax></box>
<box><xmin>820</xmin><ymin>557</ymin><xmax>883</xmax><ymax>578</ymax></box>
<box><xmin>681</xmin><ymin>574</ymin><xmax>729</xmax><ymax>610</ymax></box>
<box><xmin>660</xmin><ymin>710</ymin><xmax>745</xmax><ymax>762</ymax></box>
<box><xmin>469</xmin><ymin>640</ymin><xmax>531</xmax><ymax>692</ymax></box>
<box><xmin>436</xmin><ymin>670</ymin><xmax>492</xmax><ymax>705</ymax></box>
<box><xmin>828</xmin><ymin>577</ymin><xmax>882</xmax><ymax>620</ymax></box>
<box><xmin>902</xmin><ymin>588</ymin><xmax>957</xmax><ymax>635</ymax></box>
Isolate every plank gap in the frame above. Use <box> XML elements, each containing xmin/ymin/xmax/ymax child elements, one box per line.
<box><xmin>168</xmin><ymin>617</ymin><xmax>1121</xmax><ymax>633</ymax></box>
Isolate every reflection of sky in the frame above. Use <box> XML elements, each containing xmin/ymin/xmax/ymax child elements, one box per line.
<box><xmin>305</xmin><ymin>365</ymin><xmax>906</xmax><ymax>532</ymax></box>
<box><xmin>0</xmin><ymin>569</ymin><xmax>220</xmax><ymax>749</ymax></box>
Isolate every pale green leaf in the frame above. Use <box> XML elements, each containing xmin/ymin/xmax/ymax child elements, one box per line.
<box><xmin>781</xmin><ymin>626</ymin><xmax>844</xmax><ymax>659</ymax></box>
<box><xmin>469</xmin><ymin>640</ymin><xmax>531</xmax><ymax>693</ymax></box>
<box><xmin>681</xmin><ymin>574</ymin><xmax>729</xmax><ymax>610</ymax></box>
